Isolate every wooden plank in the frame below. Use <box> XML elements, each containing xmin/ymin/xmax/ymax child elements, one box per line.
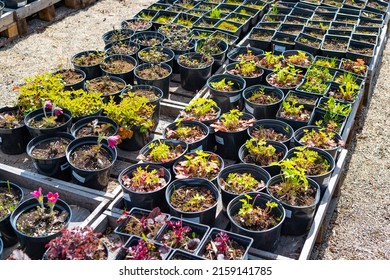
<box><xmin>0</xmin><ymin>11</ymin><xmax>15</xmax><ymax>32</ymax></box>
<box><xmin>15</xmin><ymin>0</ymin><xmax>62</xmax><ymax>20</ymax></box>
<box><xmin>38</xmin><ymin>4</ymin><xmax>55</xmax><ymax>21</ymax></box>
<box><xmin>298</xmin><ymin>149</ymin><xmax>348</xmax><ymax>260</ymax></box>
<box><xmin>64</xmin><ymin>0</ymin><xmax>82</xmax><ymax>9</ymax></box>
<box><xmin>0</xmin><ymin>22</ymin><xmax>18</xmax><ymax>38</ymax></box>
<box><xmin>16</xmin><ymin>18</ymin><xmax>28</xmax><ymax>35</ymax></box>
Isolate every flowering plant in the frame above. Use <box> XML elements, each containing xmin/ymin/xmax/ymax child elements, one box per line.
<box><xmin>30</xmin><ymin>187</ymin><xmax>59</xmax><ymax>215</ymax></box>
<box><xmin>159</xmin><ymin>219</ymin><xmax>201</xmax><ymax>252</ymax></box>
<box><xmin>32</xmin><ymin>100</ymin><xmax>64</xmax><ymax>128</ymax></box>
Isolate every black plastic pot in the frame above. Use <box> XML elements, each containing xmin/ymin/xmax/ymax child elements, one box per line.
<box><xmin>104</xmin><ymin>40</ymin><xmax>140</xmax><ymax>59</ymax></box>
<box><xmin>10</xmin><ymin>197</ymin><xmax>72</xmax><ymax>260</ymax></box>
<box><xmin>138</xmin><ymin>139</ymin><xmax>188</xmax><ymax>171</ymax></box>
<box><xmin>0</xmin><ymin>181</ymin><xmax>24</xmax><ymax>247</ymax></box>
<box><xmin>284</xmin><ymin>90</ymin><xmax>319</xmax><ymax>109</ymax></box>
<box><xmin>119</xmin><ymin>163</ymin><xmax>172</xmax><ymax>212</ymax></box>
<box><xmin>226</xmin><ymin>192</ymin><xmax>285</xmax><ymax>251</ymax></box>
<box><xmin>242</xmin><ymin>85</ymin><xmax>284</xmax><ymax>119</ymax></box>
<box><xmin>276</xmin><ymin>103</ymin><xmax>314</xmax><ymax>131</ymax></box>
<box><xmin>163</xmin><ymin>120</ymin><xmax>210</xmax><ymax>152</ymax></box>
<box><xmin>53</xmin><ymin>68</ymin><xmax>86</xmax><ymax>91</ymax></box>
<box><xmin>217</xmin><ymin>163</ymin><xmax>271</xmax><ymax>212</ymax></box>
<box><xmin>177</xmin><ymin>52</ymin><xmax>214</xmax><ymax>92</ymax></box>
<box><xmin>293</xmin><ymin>125</ymin><xmax>343</xmax><ymax>159</ymax></box>
<box><xmin>71</xmin><ymin>50</ymin><xmax>104</xmax><ymax>80</ymax></box>
<box><xmin>235</xmin><ymin>5</ymin><xmax>260</xmax><ymax>26</ymax></box>
<box><xmin>227</xmin><ymin>46</ymin><xmax>264</xmax><ymax>63</ymax></box>
<box><xmin>165</xmin><ymin>178</ymin><xmax>220</xmax><ymax>226</ymax></box>
<box><xmin>137</xmin><ymin>46</ymin><xmax>175</xmax><ymax>69</ymax></box>
<box><xmin>247</xmin><ymin>119</ymin><xmax>294</xmax><ymax>148</ymax></box>
<box><xmin>282</xmin><ymin>50</ymin><xmax>314</xmax><ymax>72</ymax></box>
<box><xmin>24</xmin><ymin>107</ymin><xmax>73</xmax><ymax>138</ymax></box>
<box><xmin>271</xmin><ymin>32</ymin><xmax>297</xmax><ymax>54</ymax></box>
<box><xmin>130</xmin><ymin>31</ymin><xmax>166</xmax><ymax>50</ymax></box>
<box><xmin>247</xmin><ymin>28</ymin><xmax>275</xmax><ymax>52</ymax></box>
<box><xmin>285</xmin><ymin>147</ymin><xmax>335</xmax><ymax>196</ymax></box>
<box><xmin>3</xmin><ymin>0</ymin><xmax>27</xmax><ymax>9</ymax></box>
<box><xmin>134</xmin><ymin>62</ymin><xmax>172</xmax><ymax>98</ymax></box>
<box><xmin>225</xmin><ymin>61</ymin><xmax>264</xmax><ymax>87</ymax></box>
<box><xmin>155</xmin><ymin>216</ymin><xmax>209</xmax><ymax>254</ymax></box>
<box><xmin>196</xmin><ymin>227</ymin><xmax>254</xmax><ymax>260</ymax></box>
<box><xmin>309</xmin><ymin>107</ymin><xmax>347</xmax><ymax>136</ymax></box>
<box><xmin>151</xmin><ymin>10</ymin><xmax>179</xmax><ymax>30</ymax></box>
<box><xmin>71</xmin><ymin>109</ymin><xmax>103</xmax><ymax>124</ymax></box>
<box><xmin>265</xmin><ymin>71</ymin><xmax>304</xmax><ymax>95</ymax></box>
<box><xmin>206</xmin><ymin>74</ymin><xmax>246</xmax><ymax>114</ymax></box>
<box><xmin>70</xmin><ymin>116</ymin><xmax>118</xmax><ymax>138</ymax></box>
<box><xmin>162</xmin><ymin>38</ymin><xmax>196</xmax><ymax>74</ymax></box>
<box><xmin>85</xmin><ymin>75</ymin><xmax>126</xmax><ymax>104</ymax></box>
<box><xmin>346</xmin><ymin>40</ymin><xmax>376</xmax><ymax>66</ymax></box>
<box><xmin>102</xmin><ymin>28</ymin><xmax>134</xmax><ymax>45</ymax></box>
<box><xmin>0</xmin><ymin>106</ymin><xmax>31</xmax><ymax>155</ymax></box>
<box><xmin>100</xmin><ymin>54</ymin><xmax>137</xmax><ymax>85</ymax></box>
<box><xmin>120</xmin><ymin>18</ymin><xmax>153</xmax><ymax>33</ymax></box>
<box><xmin>321</xmin><ymin>34</ymin><xmax>349</xmax><ymax>59</ymax></box>
<box><xmin>121</xmin><ymin>84</ymin><xmax>163</xmax><ymax>132</ymax></box>
<box><xmin>238</xmin><ymin>139</ymin><xmax>288</xmax><ymax>177</ymax></box>
<box><xmin>158</xmin><ymin>23</ymin><xmax>191</xmax><ymax>39</ymax></box>
<box><xmin>214</xmin><ymin>112</ymin><xmax>254</xmax><ymax>161</ymax></box>
<box><xmin>294</xmin><ymin>33</ymin><xmax>322</xmax><ymax>56</ymax></box>
<box><xmin>66</xmin><ymin>136</ymin><xmax>117</xmax><ymax>190</ymax></box>
<box><xmin>195</xmin><ymin>38</ymin><xmax>229</xmax><ymax>74</ymax></box>
<box><xmin>113</xmin><ymin>207</ymin><xmax>170</xmax><ymax>244</ymax></box>
<box><xmin>117</xmin><ymin>125</ymin><xmax>153</xmax><ymax>152</ymax></box>
<box><xmin>215</xmin><ymin>19</ymin><xmax>243</xmax><ymax>38</ymax></box>
<box><xmin>168</xmin><ymin>249</ymin><xmax>206</xmax><ymax>260</ymax></box>
<box><xmin>26</xmin><ymin>132</ymin><xmax>75</xmax><ymax>181</ymax></box>
<box><xmin>266</xmin><ymin>175</ymin><xmax>320</xmax><ymax>235</ymax></box>
<box><xmin>0</xmin><ymin>237</ymin><xmax>2</xmax><ymax>258</ymax></box>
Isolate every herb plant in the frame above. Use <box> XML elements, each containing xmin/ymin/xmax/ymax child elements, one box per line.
<box><xmin>221</xmin><ymin>172</ymin><xmax>265</xmax><ymax>194</ymax></box>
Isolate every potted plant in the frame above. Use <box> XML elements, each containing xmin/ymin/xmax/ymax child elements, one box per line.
<box><xmin>177</xmin><ymin>52</ymin><xmax>214</xmax><ymax>91</ymax></box>
<box><xmin>105</xmin><ymin>40</ymin><xmax>140</xmax><ymax>58</ymax></box>
<box><xmin>227</xmin><ymin>46</ymin><xmax>264</xmax><ymax>63</ymax></box>
<box><xmin>173</xmin><ymin>150</ymin><xmax>224</xmax><ymax>183</ymax></box>
<box><xmin>155</xmin><ymin>217</ymin><xmax>209</xmax><ymax>253</ymax></box>
<box><xmin>66</xmin><ymin>135</ymin><xmax>119</xmax><ymax>190</ymax></box>
<box><xmin>10</xmin><ymin>188</ymin><xmax>72</xmax><ymax>259</ymax></box>
<box><xmin>248</xmin><ymin>28</ymin><xmax>275</xmax><ymax>51</ymax></box>
<box><xmin>24</xmin><ymin>101</ymin><xmax>72</xmax><ymax>137</ymax></box>
<box><xmin>116</xmin><ymin>236</ymin><xmax>171</xmax><ymax>260</ymax></box>
<box><xmin>321</xmin><ymin>34</ymin><xmax>350</xmax><ymax>59</ymax></box>
<box><xmin>206</xmin><ymin>74</ymin><xmax>246</xmax><ymax>113</ymax></box>
<box><xmin>294</xmin><ymin>33</ymin><xmax>322</xmax><ymax>56</ymax></box>
<box><xmin>248</xmin><ymin>119</ymin><xmax>294</xmax><ymax>148</ymax></box>
<box><xmin>0</xmin><ymin>106</ymin><xmax>31</xmax><ymax>155</ymax></box>
<box><xmin>165</xmin><ymin>178</ymin><xmax>220</xmax><ymax>226</ymax></box>
<box><xmin>340</xmin><ymin>58</ymin><xmax>368</xmax><ymax>77</ymax></box>
<box><xmin>100</xmin><ymin>54</ymin><xmax>137</xmax><ymax>85</ymax></box>
<box><xmin>195</xmin><ymin>38</ymin><xmax>229</xmax><ymax>73</ymax></box>
<box><xmin>0</xmin><ymin>181</ymin><xmax>24</xmax><ymax>247</ymax></box>
<box><xmin>326</xmin><ymin>81</ymin><xmax>360</xmax><ymax>103</ymax></box>
<box><xmin>43</xmin><ymin>226</ymin><xmax>108</xmax><ymax>260</ymax></box>
<box><xmin>114</xmin><ymin>207</ymin><xmax>169</xmax><ymax>243</ymax></box>
<box><xmin>53</xmin><ymin>68</ymin><xmax>86</xmax><ymax>91</ymax></box>
<box><xmin>102</xmin><ymin>28</ymin><xmax>134</xmax><ymax>45</ymax></box>
<box><xmin>157</xmin><ymin>23</ymin><xmax>190</xmax><ymax>39</ymax></box>
<box><xmin>266</xmin><ymin>64</ymin><xmax>304</xmax><ymax>94</ymax></box>
<box><xmin>163</xmin><ymin>119</ymin><xmax>209</xmax><ymax>152</ymax></box>
<box><xmin>316</xmin><ymin>96</ymin><xmax>352</xmax><ymax>133</ymax></box>
<box><xmin>225</xmin><ymin>59</ymin><xmax>264</xmax><ymax>87</ymax></box>
<box><xmin>103</xmin><ymin>94</ymin><xmax>155</xmax><ymax>151</ymax></box>
<box><xmin>85</xmin><ymin>75</ymin><xmax>126</xmax><ymax>104</ymax></box>
<box><xmin>210</xmin><ymin>109</ymin><xmax>255</xmax><ymax>160</ymax></box>
<box><xmin>217</xmin><ymin>163</ymin><xmax>271</xmax><ymax>212</ymax></box>
<box><xmin>266</xmin><ymin>160</ymin><xmax>321</xmax><ymax>235</ymax></box>
<box><xmin>242</xmin><ymin>84</ymin><xmax>284</xmax><ymax>119</ymax></box>
<box><xmin>70</xmin><ymin>116</ymin><xmax>118</xmax><ymax>138</ymax></box>
<box><xmin>283</xmin><ymin>50</ymin><xmax>314</xmax><ymax>71</ymax></box>
<box><xmin>134</xmin><ymin>62</ymin><xmax>172</xmax><ymax>98</ymax></box>
<box><xmin>162</xmin><ymin>37</ymin><xmax>196</xmax><ymax>74</ymax></box>
<box><xmin>346</xmin><ymin>40</ymin><xmax>376</xmax><ymax>66</ymax></box>
<box><xmin>238</xmin><ymin>138</ymin><xmax>288</xmax><ymax>177</ymax></box>
<box><xmin>256</xmin><ymin>51</ymin><xmax>284</xmax><ymax>76</ymax></box>
<box><xmin>130</xmin><ymin>31</ymin><xmax>166</xmax><ymax>49</ymax></box>
<box><xmin>210</xmin><ymin>30</ymin><xmax>239</xmax><ymax>51</ymax></box>
<box><xmin>284</xmin><ymin>146</ymin><xmax>335</xmax><ymax>195</ymax></box>
<box><xmin>26</xmin><ymin>132</ymin><xmax>75</xmax><ymax>181</ymax></box>
<box><xmin>137</xmin><ymin>139</ymin><xmax>188</xmax><ymax>170</ymax></box>
<box><xmin>226</xmin><ymin>192</ymin><xmax>285</xmax><ymax>251</ymax></box>
<box><xmin>294</xmin><ymin>126</ymin><xmax>344</xmax><ymax>158</ymax></box>
<box><xmin>276</xmin><ymin>99</ymin><xmax>313</xmax><ymax>130</ymax></box>
<box><xmin>118</xmin><ymin>163</ymin><xmax>172</xmax><ymax>212</ymax></box>
<box><xmin>121</xmin><ymin>18</ymin><xmax>153</xmax><ymax>32</ymax></box>
<box><xmin>196</xmin><ymin>228</ymin><xmax>253</xmax><ymax>260</ymax></box>
<box><xmin>71</xmin><ymin>50</ymin><xmax>104</xmax><ymax>80</ymax></box>
<box><xmin>313</xmin><ymin>56</ymin><xmax>340</xmax><ymax>70</ymax></box>
<box><xmin>137</xmin><ymin>46</ymin><xmax>175</xmax><ymax>68</ymax></box>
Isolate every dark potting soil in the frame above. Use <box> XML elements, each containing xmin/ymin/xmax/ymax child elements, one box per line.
<box><xmin>322</xmin><ymin>38</ymin><xmax>348</xmax><ymax>51</ymax></box>
<box><xmin>136</xmin><ymin>65</ymin><xmax>169</xmax><ymax>80</ymax></box>
<box><xmin>0</xmin><ymin>186</ymin><xmax>21</xmax><ymax>220</ymax></box>
<box><xmin>87</xmin><ymin>77</ymin><xmax>125</xmax><ymax>95</ymax></box>
<box><xmin>31</xmin><ymin>137</ymin><xmax>70</xmax><ymax>159</ymax></box>
<box><xmin>73</xmin><ymin>53</ymin><xmax>104</xmax><ymax>66</ymax></box>
<box><xmin>232</xmin><ymin>205</ymin><xmax>279</xmax><ymax>231</ymax></box>
<box><xmin>57</xmin><ymin>69</ymin><xmax>84</xmax><ymax>85</ymax></box>
<box><xmin>170</xmin><ymin>186</ymin><xmax>216</xmax><ymax>212</ymax></box>
<box><xmin>16</xmin><ymin>207</ymin><xmax>69</xmax><ymax>237</ymax></box>
<box><xmin>69</xmin><ymin>144</ymin><xmax>113</xmax><ymax>170</ymax></box>
<box><xmin>75</xmin><ymin>122</ymin><xmax>116</xmax><ymax>138</ymax></box>
<box><xmin>268</xmin><ymin>183</ymin><xmax>316</xmax><ymax>206</ymax></box>
<box><xmin>0</xmin><ymin>109</ymin><xmax>24</xmax><ymax>129</ymax></box>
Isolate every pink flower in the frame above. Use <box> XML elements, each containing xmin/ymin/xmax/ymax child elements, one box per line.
<box><xmin>54</xmin><ymin>107</ymin><xmax>63</xmax><ymax>117</ymax></box>
<box><xmin>30</xmin><ymin>187</ymin><xmax>42</xmax><ymax>198</ymax></box>
<box><xmin>44</xmin><ymin>100</ymin><xmax>53</xmax><ymax>110</ymax></box>
<box><xmin>47</xmin><ymin>192</ymin><xmax>59</xmax><ymax>203</ymax></box>
<box><xmin>107</xmin><ymin>135</ymin><xmax>120</xmax><ymax>148</ymax></box>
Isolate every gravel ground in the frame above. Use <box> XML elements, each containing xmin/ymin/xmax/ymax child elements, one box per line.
<box><xmin>0</xmin><ymin>0</ymin><xmax>389</xmax><ymax>260</ymax></box>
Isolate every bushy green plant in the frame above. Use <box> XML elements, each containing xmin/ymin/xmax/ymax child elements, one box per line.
<box><xmin>181</xmin><ymin>98</ymin><xmax>218</xmax><ymax>121</ymax></box>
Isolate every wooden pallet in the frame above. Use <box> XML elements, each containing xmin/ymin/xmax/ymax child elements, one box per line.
<box><xmin>0</xmin><ymin>0</ymin><xmax>96</xmax><ymax>46</ymax></box>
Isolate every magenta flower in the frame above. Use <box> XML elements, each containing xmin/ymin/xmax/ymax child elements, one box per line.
<box><xmin>54</xmin><ymin>107</ymin><xmax>63</xmax><ymax>117</ymax></box>
<box><xmin>47</xmin><ymin>192</ymin><xmax>59</xmax><ymax>215</ymax></box>
<box><xmin>107</xmin><ymin>135</ymin><xmax>120</xmax><ymax>148</ymax></box>
<box><xmin>44</xmin><ymin>100</ymin><xmax>53</xmax><ymax>110</ymax></box>
<box><xmin>30</xmin><ymin>187</ymin><xmax>44</xmax><ymax>209</ymax></box>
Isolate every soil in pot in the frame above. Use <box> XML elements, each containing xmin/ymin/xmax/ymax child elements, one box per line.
<box><xmin>0</xmin><ymin>107</ymin><xmax>24</xmax><ymax>129</ymax></box>
<box><xmin>121</xmin><ymin>165</ymin><xmax>168</xmax><ymax>193</ymax></box>
<box><xmin>241</xmin><ymin>138</ymin><xmax>285</xmax><ymax>167</ymax></box>
<box><xmin>69</xmin><ymin>144</ymin><xmax>113</xmax><ymax>170</ymax></box>
<box><xmin>138</xmin><ymin>46</ymin><xmax>173</xmax><ymax>64</ymax></box>
<box><xmin>137</xmin><ymin>140</ymin><xmax>186</xmax><ymax>165</ymax></box>
<box><xmin>266</xmin><ymin>64</ymin><xmax>304</xmax><ymax>89</ymax></box>
<box><xmin>100</xmin><ymin>57</ymin><xmax>135</xmax><ymax>74</ymax></box>
<box><xmin>164</xmin><ymin>121</ymin><xmax>207</xmax><ymax>145</ymax></box>
<box><xmin>55</xmin><ymin>69</ymin><xmax>85</xmax><ymax>88</ymax></box>
<box><xmin>86</xmin><ymin>76</ymin><xmax>125</xmax><ymax>96</ymax></box>
<box><xmin>322</xmin><ymin>37</ymin><xmax>348</xmax><ymax>52</ymax></box>
<box><xmin>250</xmin><ymin>126</ymin><xmax>290</xmax><ymax>143</ymax></box>
<box><xmin>31</xmin><ymin>137</ymin><xmax>70</xmax><ymax>159</ymax></box>
<box><xmin>135</xmin><ymin>64</ymin><xmax>170</xmax><ymax>80</ymax></box>
<box><xmin>278</xmin><ymin>100</ymin><xmax>312</xmax><ymax>122</ymax></box>
<box><xmin>72</xmin><ymin>51</ymin><xmax>104</xmax><ymax>67</ymax></box>
<box><xmin>170</xmin><ymin>185</ymin><xmax>216</xmax><ymax>213</ymax></box>
<box><xmin>105</xmin><ymin>41</ymin><xmax>140</xmax><ymax>57</ymax></box>
<box><xmin>121</xmin><ymin>18</ymin><xmax>153</xmax><ymax>32</ymax></box>
<box><xmin>179</xmin><ymin>97</ymin><xmax>220</xmax><ymax>123</ymax></box>
<box><xmin>74</xmin><ymin>119</ymin><xmax>117</xmax><ymax>138</ymax></box>
<box><xmin>0</xmin><ymin>183</ymin><xmax>22</xmax><ymax>223</ymax></box>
